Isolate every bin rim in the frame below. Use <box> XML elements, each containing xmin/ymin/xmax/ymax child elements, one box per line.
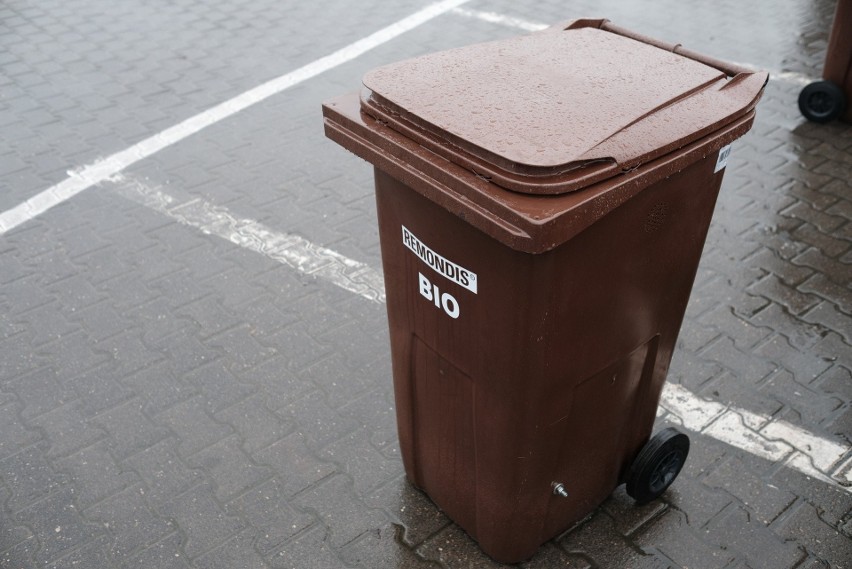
<box><xmin>360</xmin><ymin>19</ymin><xmax>768</xmax><ymax>196</ymax></box>
<box><xmin>323</xmin><ymin>90</ymin><xmax>758</xmax><ymax>254</ymax></box>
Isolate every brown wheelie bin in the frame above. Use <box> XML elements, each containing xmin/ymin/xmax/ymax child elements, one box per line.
<box><xmin>799</xmin><ymin>0</ymin><xmax>852</xmax><ymax>122</ymax></box>
<box><xmin>323</xmin><ymin>19</ymin><xmax>767</xmax><ymax>564</ymax></box>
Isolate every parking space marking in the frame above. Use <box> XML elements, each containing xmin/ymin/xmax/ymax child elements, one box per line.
<box><xmin>450</xmin><ymin>7</ymin><xmax>547</xmax><ymax>31</ymax></box>
<box><xmin>110</xmin><ymin>175</ymin><xmax>851</xmax><ymax>494</ymax></box>
<box><xmin>451</xmin><ymin>8</ymin><xmax>817</xmax><ymax>87</ymax></box>
<box><xmin>111</xmin><ymin>174</ymin><xmax>386</xmax><ymax>303</ymax></box>
<box><xmin>0</xmin><ymin>0</ymin><xmax>471</xmax><ymax>237</ymax></box>
<box><xmin>660</xmin><ymin>384</ymin><xmax>851</xmax><ymax>490</ymax></box>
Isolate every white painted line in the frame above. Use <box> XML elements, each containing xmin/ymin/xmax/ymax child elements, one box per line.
<box><xmin>0</xmin><ymin>0</ymin><xmax>471</xmax><ymax>237</ymax></box>
<box><xmin>703</xmin><ymin>412</ymin><xmax>795</xmax><ymax>463</ymax></box>
<box><xmin>451</xmin><ymin>9</ymin><xmax>819</xmax><ymax>87</ymax></box>
<box><xmin>730</xmin><ymin>61</ymin><xmax>815</xmax><ymax>87</ymax></box>
<box><xmin>110</xmin><ymin>175</ymin><xmax>385</xmax><ymax>303</ymax></box>
<box><xmin>112</xmin><ymin>174</ymin><xmax>852</xmax><ymax>494</ymax></box>
<box><xmin>450</xmin><ymin>7</ymin><xmax>547</xmax><ymax>31</ymax></box>
<box><xmin>771</xmin><ymin>71</ymin><xmax>815</xmax><ymax>87</ymax></box>
<box><xmin>660</xmin><ymin>383</ymin><xmax>851</xmax><ymax>491</ymax></box>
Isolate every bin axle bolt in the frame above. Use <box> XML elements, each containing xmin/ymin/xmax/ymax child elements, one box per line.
<box><xmin>552</xmin><ymin>483</ymin><xmax>569</xmax><ymax>498</ymax></box>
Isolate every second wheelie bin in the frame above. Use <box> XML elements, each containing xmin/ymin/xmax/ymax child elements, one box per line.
<box><xmin>323</xmin><ymin>18</ymin><xmax>768</xmax><ymax>563</ymax></box>
<box><xmin>799</xmin><ymin>0</ymin><xmax>852</xmax><ymax>122</ymax></box>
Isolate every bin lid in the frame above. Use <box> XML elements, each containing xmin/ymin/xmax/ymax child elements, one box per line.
<box><xmin>361</xmin><ymin>25</ymin><xmax>763</xmax><ymax>195</ymax></box>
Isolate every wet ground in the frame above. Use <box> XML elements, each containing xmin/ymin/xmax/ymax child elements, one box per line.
<box><xmin>1</xmin><ymin>0</ymin><xmax>850</xmax><ymax>567</ymax></box>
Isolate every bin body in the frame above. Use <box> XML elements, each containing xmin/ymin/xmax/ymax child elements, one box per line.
<box><xmin>375</xmin><ymin>160</ymin><xmax>719</xmax><ymax>561</ymax></box>
<box><xmin>324</xmin><ymin>19</ymin><xmax>766</xmax><ymax>563</ymax></box>
<box><xmin>823</xmin><ymin>0</ymin><xmax>852</xmax><ymax>121</ymax></box>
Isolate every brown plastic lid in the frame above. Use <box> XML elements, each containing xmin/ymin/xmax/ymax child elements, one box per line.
<box><xmin>361</xmin><ymin>21</ymin><xmax>767</xmax><ymax>195</ymax></box>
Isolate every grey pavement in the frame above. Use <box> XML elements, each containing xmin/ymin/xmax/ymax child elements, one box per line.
<box><xmin>1</xmin><ymin>0</ymin><xmax>850</xmax><ymax>567</ymax></box>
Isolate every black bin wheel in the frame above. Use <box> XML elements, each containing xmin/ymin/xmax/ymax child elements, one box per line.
<box><xmin>798</xmin><ymin>80</ymin><xmax>847</xmax><ymax>123</ymax></box>
<box><xmin>626</xmin><ymin>427</ymin><xmax>690</xmax><ymax>505</ymax></box>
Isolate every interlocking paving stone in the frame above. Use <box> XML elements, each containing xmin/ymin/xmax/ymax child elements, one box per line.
<box><xmin>635</xmin><ymin>509</ymin><xmax>737</xmax><ymax>569</ymax></box>
<box><xmin>183</xmin><ymin>360</ymin><xmax>256</xmax><ymax>414</ymax></box>
<box><xmin>0</xmin><ymin>400</ymin><xmax>41</xmax><ymax>461</ymax></box>
<box><xmin>120</xmin><ymin>361</ymin><xmax>200</xmax><ymax>417</ymax></box>
<box><xmin>251</xmin><ymin>433</ymin><xmax>337</xmax><ymax>498</ymax></box>
<box><xmin>775</xmin><ymin>501</ymin><xmax>852</xmax><ymax>566</ymax></box>
<box><xmin>341</xmin><ymin>524</ymin><xmax>443</xmax><ymax>569</ymax></box>
<box><xmin>293</xmin><ymin>474</ymin><xmax>388</xmax><ymax>549</ymax></box>
<box><xmin>365</xmin><ymin>475</ymin><xmax>452</xmax><ymax>548</ymax></box>
<box><xmin>27</xmin><ymin>400</ymin><xmax>108</xmax><ymax>459</ymax></box>
<box><xmin>14</xmin><ymin>487</ymin><xmax>106</xmax><ymax>565</ymax></box>
<box><xmin>1</xmin><ymin>442</ymin><xmax>70</xmax><ymax>513</ymax></box>
<box><xmin>0</xmin><ymin>486</ymin><xmax>33</xmax><ymax>556</ymax></box>
<box><xmin>124</xmin><ymin>532</ymin><xmax>192</xmax><ymax>569</ymax></box>
<box><xmin>320</xmin><ymin>427</ymin><xmax>404</xmax><ymax>495</ymax></box>
<box><xmin>88</xmin><ymin>397</ymin><xmax>171</xmax><ymax>460</ymax></box>
<box><xmin>192</xmin><ymin>528</ymin><xmax>271</xmax><ymax>569</ymax></box>
<box><xmin>703</xmin><ymin>455</ymin><xmax>799</xmax><ymax>525</ymax></box>
<box><xmin>600</xmin><ymin>487</ymin><xmax>669</xmax><ymax>537</ymax></box>
<box><xmin>155</xmin><ymin>481</ymin><xmax>245</xmax><ymax>559</ymax></box>
<box><xmin>266</xmin><ymin>524</ymin><xmax>351</xmax><ymax>569</ymax></box>
<box><xmin>53</xmin><ymin>440</ymin><xmax>139</xmax><ymax>509</ymax></box>
<box><xmin>283</xmin><ymin>390</ymin><xmax>361</xmax><ymax>452</ymax></box>
<box><xmin>556</xmin><ymin>511</ymin><xmax>673</xmax><ymax>569</ymax></box>
<box><xmin>84</xmin><ymin>484</ymin><xmax>176</xmax><ymax>563</ymax></box>
<box><xmin>44</xmin><ymin>536</ymin><xmax>115</xmax><ymax>569</ymax></box>
<box><xmin>184</xmin><ymin>435</ymin><xmax>273</xmax><ymax>503</ymax></box>
<box><xmin>5</xmin><ymin>367</ymin><xmax>75</xmax><ymax>420</ymax></box>
<box><xmin>122</xmin><ymin>437</ymin><xmax>205</xmax><ymax>510</ymax></box>
<box><xmin>1</xmin><ymin>0</ymin><xmax>850</xmax><ymax>566</ymax></box>
<box><xmin>703</xmin><ymin>505</ymin><xmax>806</xmax><ymax>569</ymax></box>
<box><xmin>225</xmin><ymin>477</ymin><xmax>315</xmax><ymax>557</ymax></box>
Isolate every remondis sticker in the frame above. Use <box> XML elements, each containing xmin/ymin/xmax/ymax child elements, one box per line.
<box><xmin>402</xmin><ymin>226</ymin><xmax>477</xmax><ymax>294</ymax></box>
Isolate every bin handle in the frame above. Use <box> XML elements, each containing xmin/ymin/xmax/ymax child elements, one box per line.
<box><xmin>555</xmin><ymin>19</ymin><xmax>762</xmax><ymax>79</ymax></box>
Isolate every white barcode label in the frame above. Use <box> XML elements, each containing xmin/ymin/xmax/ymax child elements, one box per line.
<box><xmin>714</xmin><ymin>144</ymin><xmax>732</xmax><ymax>173</ymax></box>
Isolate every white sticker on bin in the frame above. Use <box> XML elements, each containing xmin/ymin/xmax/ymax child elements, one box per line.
<box><xmin>714</xmin><ymin>144</ymin><xmax>732</xmax><ymax>173</ymax></box>
<box><xmin>402</xmin><ymin>226</ymin><xmax>478</xmax><ymax>293</ymax></box>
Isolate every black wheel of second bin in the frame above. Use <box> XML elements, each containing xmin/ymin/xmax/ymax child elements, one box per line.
<box><xmin>626</xmin><ymin>428</ymin><xmax>690</xmax><ymax>505</ymax></box>
<box><xmin>798</xmin><ymin>80</ymin><xmax>847</xmax><ymax>123</ymax></box>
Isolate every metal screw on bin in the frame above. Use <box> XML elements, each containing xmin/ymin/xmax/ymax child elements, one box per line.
<box><xmin>552</xmin><ymin>482</ymin><xmax>569</xmax><ymax>498</ymax></box>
